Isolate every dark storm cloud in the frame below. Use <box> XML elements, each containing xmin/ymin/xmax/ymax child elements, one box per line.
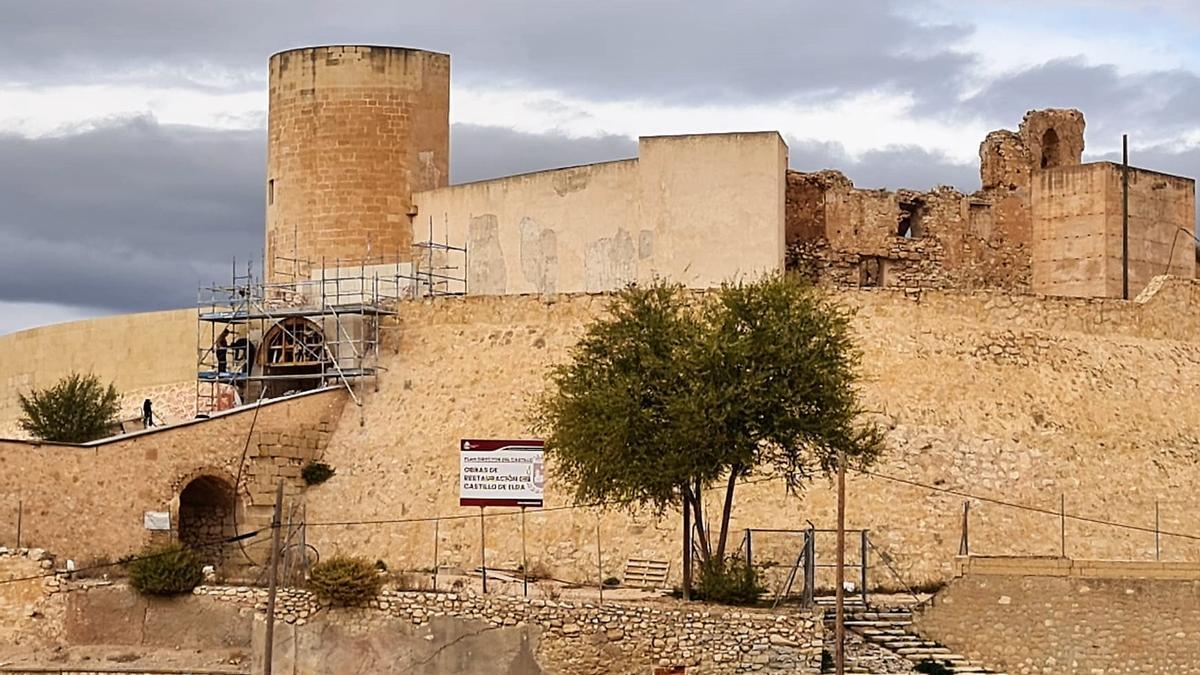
<box><xmin>0</xmin><ymin>1</ymin><xmax>974</xmax><ymax>105</ymax></box>
<box><xmin>961</xmin><ymin>58</ymin><xmax>1200</xmax><ymax>143</ymax></box>
<box><xmin>0</xmin><ymin>118</ymin><xmax>263</xmax><ymax>312</ymax></box>
<box><xmin>788</xmin><ymin>138</ymin><xmax>981</xmax><ymax>192</ymax></box>
<box><xmin>452</xmin><ymin>125</ymin><xmax>637</xmax><ymax>184</ymax></box>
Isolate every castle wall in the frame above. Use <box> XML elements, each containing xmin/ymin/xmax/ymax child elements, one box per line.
<box><xmin>786</xmin><ymin>172</ymin><xmax>1033</xmax><ymax>292</ymax></box>
<box><xmin>1031</xmin><ymin>163</ymin><xmax>1195</xmax><ymax>298</ymax></box>
<box><xmin>412</xmin><ymin>132</ymin><xmax>787</xmax><ymax>295</ymax></box>
<box><xmin>0</xmin><ymin>388</ymin><xmax>346</xmax><ymax>564</ymax></box>
<box><xmin>303</xmin><ymin>279</ymin><xmax>1200</xmax><ymax>587</ymax></box>
<box><xmin>0</xmin><ymin>308</ymin><xmax>198</xmax><ymax>437</ymax></box>
<box><xmin>914</xmin><ymin>557</ymin><xmax>1200</xmax><ymax>674</ymax></box>
<box><xmin>266</xmin><ymin>45</ymin><xmax>450</xmax><ymax>281</ymax></box>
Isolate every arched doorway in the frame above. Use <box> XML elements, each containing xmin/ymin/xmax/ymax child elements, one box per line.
<box><xmin>178</xmin><ymin>475</ymin><xmax>237</xmax><ymax>565</ymax></box>
<box><xmin>258</xmin><ymin>316</ymin><xmax>328</xmax><ymax>397</ymax></box>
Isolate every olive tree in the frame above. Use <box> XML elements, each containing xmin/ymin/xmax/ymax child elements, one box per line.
<box><xmin>532</xmin><ymin>275</ymin><xmax>882</xmax><ymax>595</ymax></box>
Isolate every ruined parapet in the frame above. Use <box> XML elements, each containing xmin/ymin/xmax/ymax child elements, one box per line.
<box><xmin>1019</xmin><ymin>108</ymin><xmax>1085</xmax><ymax>170</ymax></box>
<box><xmin>979</xmin><ymin>130</ymin><xmax>1032</xmax><ymax>191</ymax></box>
<box><xmin>979</xmin><ymin>109</ymin><xmax>1085</xmax><ymax>191</ymax></box>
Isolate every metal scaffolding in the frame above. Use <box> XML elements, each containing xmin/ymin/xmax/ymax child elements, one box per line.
<box><xmin>195</xmin><ymin>257</ymin><xmax>397</xmax><ymax>417</ymax></box>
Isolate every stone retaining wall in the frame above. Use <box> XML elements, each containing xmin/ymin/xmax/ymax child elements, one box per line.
<box><xmin>193</xmin><ymin>585</ymin><xmax>824</xmax><ymax>673</ymax></box>
<box><xmin>914</xmin><ymin>556</ymin><xmax>1200</xmax><ymax>674</ymax></box>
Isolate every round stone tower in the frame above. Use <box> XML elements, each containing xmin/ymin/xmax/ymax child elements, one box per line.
<box><xmin>265</xmin><ymin>45</ymin><xmax>450</xmax><ymax>282</ymax></box>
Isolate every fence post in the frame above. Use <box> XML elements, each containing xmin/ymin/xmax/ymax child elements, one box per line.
<box><xmin>802</xmin><ymin>526</ymin><xmax>816</xmax><ymax>607</ymax></box>
<box><xmin>1060</xmin><ymin>494</ymin><xmax>1066</xmax><ymax>559</ymax></box>
<box><xmin>860</xmin><ymin>530</ymin><xmax>868</xmax><ymax>606</ymax></box>
<box><xmin>15</xmin><ymin>500</ymin><xmax>22</xmax><ymax>549</ymax></box>
<box><xmin>745</xmin><ymin>529</ymin><xmax>753</xmax><ymax>569</ymax></box>
<box><xmin>1155</xmin><ymin>500</ymin><xmax>1161</xmax><ymax>561</ymax></box>
<box><xmin>958</xmin><ymin>500</ymin><xmax>969</xmax><ymax>556</ymax></box>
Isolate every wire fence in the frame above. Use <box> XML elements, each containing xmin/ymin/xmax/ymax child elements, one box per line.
<box><xmin>6</xmin><ymin>469</ymin><xmax>1200</xmax><ymax>600</ymax></box>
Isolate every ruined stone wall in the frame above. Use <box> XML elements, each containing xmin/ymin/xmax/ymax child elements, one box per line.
<box><xmin>0</xmin><ymin>389</ymin><xmax>346</xmax><ymax>563</ymax></box>
<box><xmin>0</xmin><ymin>549</ymin><xmax>64</xmax><ymax>650</ymax></box>
<box><xmin>914</xmin><ymin>557</ymin><xmax>1200</xmax><ymax>674</ymax></box>
<box><xmin>304</xmin><ymin>279</ymin><xmax>1200</xmax><ymax>587</ymax></box>
<box><xmin>266</xmin><ymin>45</ymin><xmax>450</xmax><ymax>281</ymax></box>
<box><xmin>412</xmin><ymin>132</ymin><xmax>787</xmax><ymax>295</ymax></box>
<box><xmin>786</xmin><ymin>109</ymin><xmax>1116</xmax><ymax>296</ymax></box>
<box><xmin>785</xmin><ymin>171</ymin><xmax>1032</xmax><ymax>292</ymax></box>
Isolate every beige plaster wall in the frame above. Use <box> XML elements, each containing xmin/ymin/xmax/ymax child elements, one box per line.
<box><xmin>303</xmin><ymin>278</ymin><xmax>1200</xmax><ymax>587</ymax></box>
<box><xmin>0</xmin><ymin>308</ymin><xmax>198</xmax><ymax>437</ymax></box>
<box><xmin>1032</xmin><ymin>162</ymin><xmax>1195</xmax><ymax>298</ymax></box>
<box><xmin>914</xmin><ymin>557</ymin><xmax>1200</xmax><ymax>674</ymax></box>
<box><xmin>412</xmin><ymin>132</ymin><xmax>787</xmax><ymax>295</ymax></box>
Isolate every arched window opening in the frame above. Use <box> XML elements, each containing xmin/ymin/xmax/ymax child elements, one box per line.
<box><xmin>1041</xmin><ymin>128</ymin><xmax>1061</xmax><ymax>169</ymax></box>
<box><xmin>258</xmin><ymin>316</ymin><xmax>328</xmax><ymax>397</ymax></box>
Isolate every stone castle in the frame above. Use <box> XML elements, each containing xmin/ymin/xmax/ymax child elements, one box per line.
<box><xmin>3</xmin><ymin>44</ymin><xmax>1200</xmax><ymax>672</ymax></box>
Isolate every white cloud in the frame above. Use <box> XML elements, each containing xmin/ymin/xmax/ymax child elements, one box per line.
<box><xmin>0</xmin><ymin>301</ymin><xmax>110</xmax><ymax>336</ymax></box>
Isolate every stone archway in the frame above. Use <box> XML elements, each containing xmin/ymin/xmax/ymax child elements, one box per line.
<box><xmin>178</xmin><ymin>474</ymin><xmax>238</xmax><ymax>565</ymax></box>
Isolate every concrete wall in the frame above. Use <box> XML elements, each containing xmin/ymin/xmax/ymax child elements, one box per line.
<box><xmin>0</xmin><ymin>308</ymin><xmax>198</xmax><ymax>437</ymax></box>
<box><xmin>0</xmin><ymin>389</ymin><xmax>346</xmax><ymax>563</ymax></box>
<box><xmin>303</xmin><ymin>278</ymin><xmax>1200</xmax><ymax>587</ymax></box>
<box><xmin>266</xmin><ymin>45</ymin><xmax>451</xmax><ymax>282</ymax></box>
<box><xmin>412</xmin><ymin>132</ymin><xmax>787</xmax><ymax>295</ymax></box>
<box><xmin>1032</xmin><ymin>162</ymin><xmax>1195</xmax><ymax>298</ymax></box>
<box><xmin>914</xmin><ymin>556</ymin><xmax>1200</xmax><ymax>674</ymax></box>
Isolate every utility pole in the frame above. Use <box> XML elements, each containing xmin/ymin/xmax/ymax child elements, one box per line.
<box><xmin>835</xmin><ymin>450</ymin><xmax>846</xmax><ymax>675</ymax></box>
<box><xmin>263</xmin><ymin>481</ymin><xmax>284</xmax><ymax>675</ymax></box>
<box><xmin>1122</xmin><ymin>134</ymin><xmax>1130</xmax><ymax>300</ymax></box>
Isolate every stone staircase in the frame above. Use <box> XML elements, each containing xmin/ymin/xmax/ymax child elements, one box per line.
<box><xmin>815</xmin><ymin>598</ymin><xmax>1006</xmax><ymax>674</ymax></box>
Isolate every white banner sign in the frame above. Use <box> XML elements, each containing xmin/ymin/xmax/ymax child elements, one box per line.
<box><xmin>459</xmin><ymin>439</ymin><xmax>545</xmax><ymax>508</ymax></box>
<box><xmin>143</xmin><ymin>511</ymin><xmax>171</xmax><ymax>531</ymax></box>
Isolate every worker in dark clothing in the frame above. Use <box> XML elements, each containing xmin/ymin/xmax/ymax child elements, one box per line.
<box><xmin>142</xmin><ymin>399</ymin><xmax>155</xmax><ymax>428</ymax></box>
<box><xmin>215</xmin><ymin>328</ymin><xmax>231</xmax><ymax>375</ymax></box>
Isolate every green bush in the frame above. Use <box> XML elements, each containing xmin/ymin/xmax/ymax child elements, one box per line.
<box><xmin>128</xmin><ymin>543</ymin><xmax>204</xmax><ymax>596</ymax></box>
<box><xmin>693</xmin><ymin>557</ymin><xmax>766</xmax><ymax>606</ymax></box>
<box><xmin>308</xmin><ymin>555</ymin><xmax>383</xmax><ymax>605</ymax></box>
<box><xmin>301</xmin><ymin>461</ymin><xmax>336</xmax><ymax>486</ymax></box>
<box><xmin>18</xmin><ymin>372</ymin><xmax>120</xmax><ymax>443</ymax></box>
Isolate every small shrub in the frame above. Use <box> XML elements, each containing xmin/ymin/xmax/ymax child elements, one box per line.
<box><xmin>128</xmin><ymin>543</ymin><xmax>204</xmax><ymax>596</ymax></box>
<box><xmin>301</xmin><ymin>461</ymin><xmax>335</xmax><ymax>486</ymax></box>
<box><xmin>308</xmin><ymin>555</ymin><xmax>383</xmax><ymax>605</ymax></box>
<box><xmin>602</xmin><ymin>576</ymin><xmax>620</xmax><ymax>588</ymax></box>
<box><xmin>374</xmin><ymin>559</ymin><xmax>388</xmax><ymax>572</ymax></box>
<box><xmin>693</xmin><ymin>557</ymin><xmax>766</xmax><ymax>606</ymax></box>
<box><xmin>18</xmin><ymin>372</ymin><xmax>120</xmax><ymax>443</ymax></box>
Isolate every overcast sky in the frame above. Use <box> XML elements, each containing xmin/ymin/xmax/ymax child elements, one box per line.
<box><xmin>2</xmin><ymin>0</ymin><xmax>1200</xmax><ymax>334</ymax></box>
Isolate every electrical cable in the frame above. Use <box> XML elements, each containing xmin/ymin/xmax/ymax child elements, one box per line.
<box><xmin>0</xmin><ymin>530</ymin><xmax>268</xmax><ymax>588</ymax></box>
<box><xmin>860</xmin><ymin>469</ymin><xmax>1200</xmax><ymax>542</ymax></box>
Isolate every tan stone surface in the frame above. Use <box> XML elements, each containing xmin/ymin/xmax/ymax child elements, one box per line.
<box><xmin>266</xmin><ymin>45</ymin><xmax>450</xmax><ymax>281</ymax></box>
<box><xmin>0</xmin><ymin>308</ymin><xmax>197</xmax><ymax>437</ymax></box>
<box><xmin>0</xmin><ymin>389</ymin><xmax>346</xmax><ymax>563</ymax></box>
<box><xmin>915</xmin><ymin>557</ymin><xmax>1200</xmax><ymax>674</ymax></box>
<box><xmin>304</xmin><ymin>279</ymin><xmax>1200</xmax><ymax>587</ymax></box>
<box><xmin>412</xmin><ymin>132</ymin><xmax>787</xmax><ymax>295</ymax></box>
